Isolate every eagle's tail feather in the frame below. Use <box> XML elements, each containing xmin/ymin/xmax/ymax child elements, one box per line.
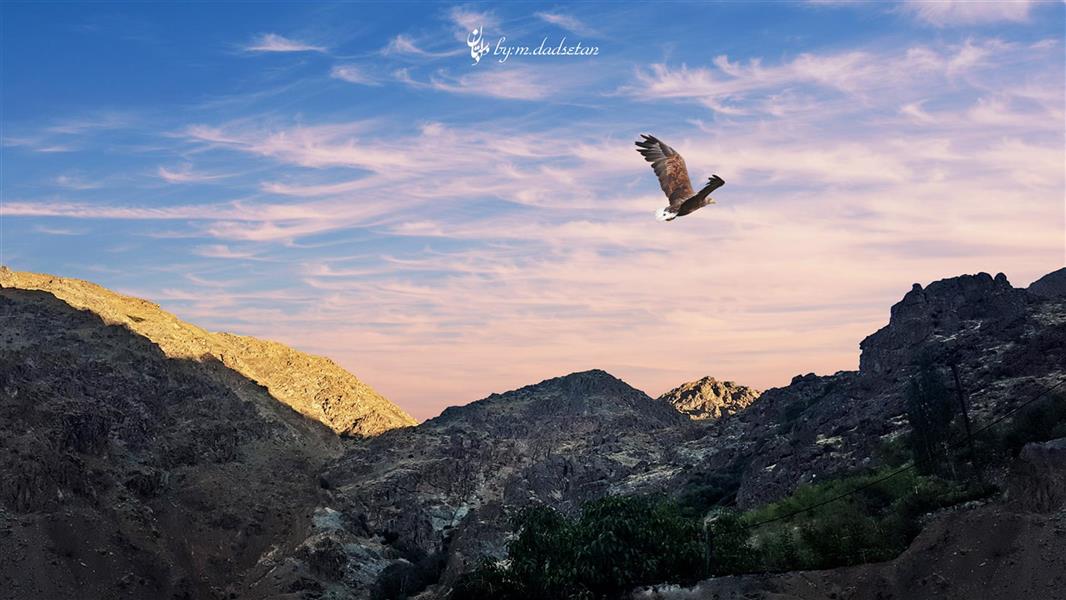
<box><xmin>655</xmin><ymin>207</ymin><xmax>677</xmax><ymax>222</ymax></box>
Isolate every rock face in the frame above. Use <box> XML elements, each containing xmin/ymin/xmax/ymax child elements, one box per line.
<box><xmin>302</xmin><ymin>370</ymin><xmax>694</xmax><ymax>595</ymax></box>
<box><xmin>1028</xmin><ymin>267</ymin><xmax>1066</xmax><ymax>299</ymax></box>
<box><xmin>1008</xmin><ymin>438</ymin><xmax>1066</xmax><ymax>513</ymax></box>
<box><xmin>859</xmin><ymin>272</ymin><xmax>1027</xmax><ymax>376</ymax></box>
<box><xmin>723</xmin><ymin>271</ymin><xmax>1063</xmax><ymax>507</ymax></box>
<box><xmin>0</xmin><ymin>269</ymin><xmax>416</xmax><ymax>436</ymax></box>
<box><xmin>0</xmin><ymin>286</ymin><xmax>336</xmax><ymax>600</ymax></box>
<box><xmin>657</xmin><ymin>376</ymin><xmax>760</xmax><ymax>420</ymax></box>
<box><xmin>2</xmin><ymin>267</ymin><xmax>1064</xmax><ymax>599</ymax></box>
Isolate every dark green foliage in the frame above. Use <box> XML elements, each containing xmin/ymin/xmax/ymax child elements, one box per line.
<box><xmin>998</xmin><ymin>394</ymin><xmax>1066</xmax><ymax>456</ymax></box>
<box><xmin>905</xmin><ymin>358</ymin><xmax>956</xmax><ymax>474</ymax></box>
<box><xmin>705</xmin><ymin>510</ymin><xmax>755</xmax><ymax>575</ymax></box>
<box><xmin>453</xmin><ymin>496</ymin><xmax>707</xmax><ymax>600</ymax></box>
<box><xmin>741</xmin><ymin>467</ymin><xmax>992</xmax><ymax>572</ymax></box>
<box><xmin>677</xmin><ymin>461</ymin><xmax>747</xmax><ymax>517</ymax></box>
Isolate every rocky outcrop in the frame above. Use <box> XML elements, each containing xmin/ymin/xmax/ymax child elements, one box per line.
<box><xmin>859</xmin><ymin>272</ymin><xmax>1027</xmax><ymax>376</ymax></box>
<box><xmin>1028</xmin><ymin>267</ymin><xmax>1066</xmax><ymax>299</ymax></box>
<box><xmin>0</xmin><ymin>269</ymin><xmax>416</xmax><ymax>436</ymax></box>
<box><xmin>657</xmin><ymin>376</ymin><xmax>760</xmax><ymax>420</ymax></box>
<box><xmin>1008</xmin><ymin>438</ymin><xmax>1066</xmax><ymax>513</ymax></box>
<box><xmin>681</xmin><ymin>271</ymin><xmax>1063</xmax><ymax>508</ymax></box>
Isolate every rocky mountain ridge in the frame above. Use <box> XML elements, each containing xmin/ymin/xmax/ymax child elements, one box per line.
<box><xmin>1</xmin><ymin>267</ymin><xmax>1064</xmax><ymax>600</ymax></box>
<box><xmin>0</xmin><ymin>268</ymin><xmax>416</xmax><ymax>436</ymax></box>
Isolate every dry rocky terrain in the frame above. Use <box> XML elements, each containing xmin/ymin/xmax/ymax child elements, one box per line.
<box><xmin>0</xmin><ymin>269</ymin><xmax>416</xmax><ymax>437</ymax></box>
<box><xmin>1</xmin><ymin>266</ymin><xmax>1064</xmax><ymax>599</ymax></box>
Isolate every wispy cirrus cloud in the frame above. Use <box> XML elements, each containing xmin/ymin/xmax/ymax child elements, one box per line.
<box><xmin>808</xmin><ymin>0</ymin><xmax>1041</xmax><ymax>28</ymax></box>
<box><xmin>901</xmin><ymin>0</ymin><xmax>1035</xmax><ymax>26</ymax></box>
<box><xmin>53</xmin><ymin>174</ymin><xmax>102</xmax><ymax>190</ymax></box>
<box><xmin>330</xmin><ymin>64</ymin><xmax>380</xmax><ymax>85</ymax></box>
<box><xmin>535</xmin><ymin>11</ymin><xmax>599</xmax><ymax>36</ymax></box>
<box><xmin>243</xmin><ymin>33</ymin><xmax>326</xmax><ymax>53</ymax></box>
<box><xmin>448</xmin><ymin>5</ymin><xmax>499</xmax><ymax>33</ymax></box>
<box><xmin>157</xmin><ymin>164</ymin><xmax>232</xmax><ymax>183</ymax></box>
<box><xmin>623</xmin><ymin>39</ymin><xmax>1018</xmax><ymax>116</ymax></box>
<box><xmin>4</xmin><ymin>111</ymin><xmax>137</xmax><ymax>153</ymax></box>
<box><xmin>396</xmin><ymin>67</ymin><xmax>552</xmax><ymax>100</ymax></box>
<box><xmin>34</xmin><ymin>225</ymin><xmax>85</xmax><ymax>236</ymax></box>
<box><xmin>382</xmin><ymin>34</ymin><xmax>464</xmax><ymax>58</ymax></box>
<box><xmin>193</xmin><ymin>244</ymin><xmax>263</xmax><ymax>259</ymax></box>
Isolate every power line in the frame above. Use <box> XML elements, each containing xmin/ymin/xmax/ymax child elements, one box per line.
<box><xmin>743</xmin><ymin>374</ymin><xmax>1066</xmax><ymax>530</ymax></box>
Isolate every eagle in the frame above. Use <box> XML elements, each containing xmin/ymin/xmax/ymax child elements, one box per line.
<box><xmin>635</xmin><ymin>134</ymin><xmax>724</xmax><ymax>221</ymax></box>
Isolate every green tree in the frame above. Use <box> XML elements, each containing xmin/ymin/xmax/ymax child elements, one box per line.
<box><xmin>706</xmin><ymin>510</ymin><xmax>755</xmax><ymax>575</ymax></box>
<box><xmin>452</xmin><ymin>496</ymin><xmax>707</xmax><ymax>600</ymax></box>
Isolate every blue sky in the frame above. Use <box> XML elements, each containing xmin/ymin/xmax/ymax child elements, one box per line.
<box><xmin>3</xmin><ymin>1</ymin><xmax>1064</xmax><ymax>419</ymax></box>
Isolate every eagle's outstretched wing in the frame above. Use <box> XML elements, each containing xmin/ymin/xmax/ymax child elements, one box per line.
<box><xmin>704</xmin><ymin>174</ymin><xmax>726</xmax><ymax>195</ymax></box>
<box><xmin>635</xmin><ymin>134</ymin><xmax>693</xmax><ymax>208</ymax></box>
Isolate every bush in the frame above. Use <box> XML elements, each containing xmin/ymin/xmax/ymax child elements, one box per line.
<box><xmin>676</xmin><ymin>462</ymin><xmax>746</xmax><ymax>517</ymax></box>
<box><xmin>705</xmin><ymin>510</ymin><xmax>755</xmax><ymax>575</ymax></box>
<box><xmin>453</xmin><ymin>496</ymin><xmax>707</xmax><ymax>600</ymax></box>
<box><xmin>741</xmin><ymin>467</ymin><xmax>992</xmax><ymax>572</ymax></box>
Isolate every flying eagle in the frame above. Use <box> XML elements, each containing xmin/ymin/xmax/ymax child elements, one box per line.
<box><xmin>635</xmin><ymin>134</ymin><xmax>724</xmax><ymax>221</ymax></box>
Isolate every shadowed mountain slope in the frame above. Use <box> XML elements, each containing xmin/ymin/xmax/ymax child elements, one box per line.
<box><xmin>0</xmin><ymin>268</ymin><xmax>416</xmax><ymax>436</ymax></box>
<box><xmin>0</xmin><ymin>286</ymin><xmax>339</xmax><ymax>600</ymax></box>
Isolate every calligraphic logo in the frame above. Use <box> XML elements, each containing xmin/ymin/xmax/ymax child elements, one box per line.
<box><xmin>466</xmin><ymin>26</ymin><xmax>490</xmax><ymax>65</ymax></box>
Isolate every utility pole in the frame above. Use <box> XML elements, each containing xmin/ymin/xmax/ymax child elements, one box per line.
<box><xmin>949</xmin><ymin>361</ymin><xmax>976</xmax><ymax>461</ymax></box>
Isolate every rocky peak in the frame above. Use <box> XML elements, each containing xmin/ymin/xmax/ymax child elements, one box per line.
<box><xmin>432</xmin><ymin>369</ymin><xmax>687</xmax><ymax>430</ymax></box>
<box><xmin>657</xmin><ymin>376</ymin><xmax>760</xmax><ymax>420</ymax></box>
<box><xmin>1028</xmin><ymin>267</ymin><xmax>1066</xmax><ymax>299</ymax></box>
<box><xmin>859</xmin><ymin>272</ymin><xmax>1027</xmax><ymax>376</ymax></box>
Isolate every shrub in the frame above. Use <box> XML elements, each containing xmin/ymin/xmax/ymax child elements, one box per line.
<box><xmin>705</xmin><ymin>510</ymin><xmax>755</xmax><ymax>575</ymax></box>
<box><xmin>742</xmin><ymin>467</ymin><xmax>992</xmax><ymax>572</ymax></box>
<box><xmin>453</xmin><ymin>496</ymin><xmax>707</xmax><ymax>600</ymax></box>
<box><xmin>676</xmin><ymin>462</ymin><xmax>746</xmax><ymax>517</ymax></box>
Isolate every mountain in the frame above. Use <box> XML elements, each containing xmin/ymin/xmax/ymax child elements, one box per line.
<box><xmin>1</xmin><ymin>267</ymin><xmax>1064</xmax><ymax>599</ymax></box>
<box><xmin>302</xmin><ymin>370</ymin><xmax>694</xmax><ymax>596</ymax></box>
<box><xmin>1028</xmin><ymin>266</ymin><xmax>1066</xmax><ymax>299</ymax></box>
<box><xmin>0</xmin><ymin>283</ymin><xmax>338</xmax><ymax>600</ymax></box>
<box><xmin>0</xmin><ymin>268</ymin><xmax>416</xmax><ymax>436</ymax></box>
<box><xmin>657</xmin><ymin>376</ymin><xmax>760</xmax><ymax>420</ymax></box>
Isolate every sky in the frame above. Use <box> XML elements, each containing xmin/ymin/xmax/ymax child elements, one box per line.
<box><xmin>2</xmin><ymin>1</ymin><xmax>1064</xmax><ymax>421</ymax></box>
